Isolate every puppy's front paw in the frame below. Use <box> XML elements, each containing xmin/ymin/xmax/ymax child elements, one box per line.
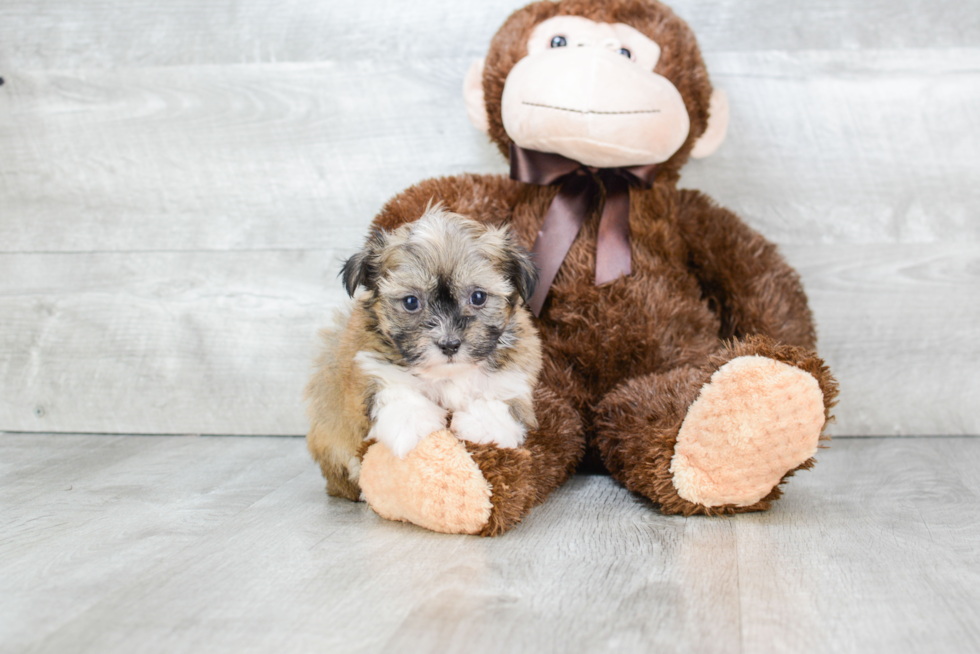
<box><xmin>369</xmin><ymin>402</ymin><xmax>448</xmax><ymax>459</ymax></box>
<box><xmin>451</xmin><ymin>399</ymin><xmax>526</xmax><ymax>449</ymax></box>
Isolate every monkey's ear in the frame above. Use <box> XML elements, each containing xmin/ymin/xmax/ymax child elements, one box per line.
<box><xmin>463</xmin><ymin>58</ymin><xmax>490</xmax><ymax>133</ymax></box>
<box><xmin>505</xmin><ymin>241</ymin><xmax>539</xmax><ymax>306</ymax></box>
<box><xmin>691</xmin><ymin>89</ymin><xmax>730</xmax><ymax>159</ymax></box>
<box><xmin>340</xmin><ymin>229</ymin><xmax>386</xmax><ymax>297</ymax></box>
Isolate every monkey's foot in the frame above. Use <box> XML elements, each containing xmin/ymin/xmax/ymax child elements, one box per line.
<box><xmin>359</xmin><ymin>430</ymin><xmax>533</xmax><ymax>536</ymax></box>
<box><xmin>669</xmin><ymin>356</ymin><xmax>826</xmax><ymax>508</ymax></box>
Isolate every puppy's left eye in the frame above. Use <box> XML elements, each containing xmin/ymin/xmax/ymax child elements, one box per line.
<box><xmin>619</xmin><ymin>47</ymin><xmax>632</xmax><ymax>59</ymax></box>
<box><xmin>469</xmin><ymin>290</ymin><xmax>487</xmax><ymax>307</ymax></box>
<box><xmin>402</xmin><ymin>296</ymin><xmax>420</xmax><ymax>312</ymax></box>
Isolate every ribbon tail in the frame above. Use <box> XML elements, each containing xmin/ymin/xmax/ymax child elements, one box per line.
<box><xmin>594</xmin><ymin>174</ymin><xmax>632</xmax><ymax>286</ymax></box>
<box><xmin>527</xmin><ymin>176</ymin><xmax>591</xmax><ymax>316</ymax></box>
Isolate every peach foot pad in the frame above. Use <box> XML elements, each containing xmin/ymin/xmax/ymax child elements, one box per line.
<box><xmin>359</xmin><ymin>429</ymin><xmax>493</xmax><ymax>535</ymax></box>
<box><xmin>670</xmin><ymin>356</ymin><xmax>826</xmax><ymax>507</ymax></box>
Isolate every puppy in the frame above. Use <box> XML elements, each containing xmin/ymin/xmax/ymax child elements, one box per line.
<box><xmin>305</xmin><ymin>206</ymin><xmax>541</xmax><ymax>500</ymax></box>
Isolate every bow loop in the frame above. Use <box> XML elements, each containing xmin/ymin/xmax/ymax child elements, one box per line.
<box><xmin>508</xmin><ymin>144</ymin><xmax>658</xmax><ymax>316</ymax></box>
<box><xmin>509</xmin><ymin>146</ymin><xmax>583</xmax><ymax>186</ymax></box>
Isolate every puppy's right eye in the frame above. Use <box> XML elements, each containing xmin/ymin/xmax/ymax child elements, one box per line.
<box><xmin>402</xmin><ymin>296</ymin><xmax>420</xmax><ymax>312</ymax></box>
<box><xmin>550</xmin><ymin>35</ymin><xmax>567</xmax><ymax>48</ymax></box>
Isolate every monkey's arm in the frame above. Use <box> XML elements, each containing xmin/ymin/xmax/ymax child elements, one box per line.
<box><xmin>356</xmin><ymin>351</ymin><xmax>586</xmax><ymax>536</ymax></box>
<box><xmin>373</xmin><ymin>174</ymin><xmax>524</xmax><ymax>231</ymax></box>
<box><xmin>673</xmin><ymin>189</ymin><xmax>817</xmax><ymax>350</ymax></box>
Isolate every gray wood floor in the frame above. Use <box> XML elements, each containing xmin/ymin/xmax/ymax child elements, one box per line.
<box><xmin>2</xmin><ymin>433</ymin><xmax>978</xmax><ymax>654</ymax></box>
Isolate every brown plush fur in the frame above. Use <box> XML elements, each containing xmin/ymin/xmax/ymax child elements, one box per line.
<box><xmin>594</xmin><ymin>335</ymin><xmax>838</xmax><ymax>516</ymax></box>
<box><xmin>466</xmin><ymin>375</ymin><xmax>585</xmax><ymax>535</ymax></box>
<box><xmin>361</xmin><ymin>0</ymin><xmax>838</xmax><ymax>533</ymax></box>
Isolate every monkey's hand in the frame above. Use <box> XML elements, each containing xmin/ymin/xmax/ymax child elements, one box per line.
<box><xmin>367</xmin><ymin>387</ymin><xmax>448</xmax><ymax>458</ymax></box>
<box><xmin>450</xmin><ymin>398</ymin><xmax>526</xmax><ymax>449</ymax></box>
<box><xmin>357</xmin><ymin>382</ymin><xmax>579</xmax><ymax>536</ymax></box>
<box><xmin>359</xmin><ymin>430</ymin><xmax>497</xmax><ymax>535</ymax></box>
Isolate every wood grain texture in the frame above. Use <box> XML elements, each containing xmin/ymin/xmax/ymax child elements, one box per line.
<box><xmin>1</xmin><ymin>0</ymin><xmax>977</xmax><ymax>437</ymax></box>
<box><xmin>684</xmin><ymin>50</ymin><xmax>980</xmax><ymax>245</ymax></box>
<box><xmin>788</xmin><ymin>242</ymin><xmax>980</xmax><ymax>436</ymax></box>
<box><xmin>0</xmin><ymin>434</ymin><xmax>308</xmax><ymax>652</ymax></box>
<box><xmin>1</xmin><ymin>50</ymin><xmax>977</xmax><ymax>253</ymax></box>
<box><xmin>737</xmin><ymin>437</ymin><xmax>980</xmax><ymax>653</ymax></box>
<box><xmin>1</xmin><ymin>0</ymin><xmax>977</xmax><ymax>69</ymax></box>
<box><xmin>1</xmin><ymin>244</ymin><xmax>976</xmax><ymax>436</ymax></box>
<box><xmin>0</xmin><ymin>250</ymin><xmax>346</xmax><ymax>435</ymax></box>
<box><xmin>0</xmin><ymin>61</ymin><xmax>500</xmax><ymax>254</ymax></box>
<box><xmin>2</xmin><ymin>434</ymin><xmax>978</xmax><ymax>653</ymax></box>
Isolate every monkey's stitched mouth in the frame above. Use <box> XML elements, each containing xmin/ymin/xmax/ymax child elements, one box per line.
<box><xmin>522</xmin><ymin>101</ymin><xmax>660</xmax><ymax>115</ymax></box>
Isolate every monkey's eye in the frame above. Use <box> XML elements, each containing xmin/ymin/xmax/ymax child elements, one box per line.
<box><xmin>469</xmin><ymin>290</ymin><xmax>487</xmax><ymax>307</ymax></box>
<box><xmin>619</xmin><ymin>47</ymin><xmax>632</xmax><ymax>59</ymax></box>
<box><xmin>402</xmin><ymin>296</ymin><xmax>420</xmax><ymax>312</ymax></box>
<box><xmin>550</xmin><ymin>35</ymin><xmax>567</xmax><ymax>48</ymax></box>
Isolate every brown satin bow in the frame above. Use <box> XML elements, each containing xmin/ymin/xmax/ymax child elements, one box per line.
<box><xmin>509</xmin><ymin>143</ymin><xmax>659</xmax><ymax>316</ymax></box>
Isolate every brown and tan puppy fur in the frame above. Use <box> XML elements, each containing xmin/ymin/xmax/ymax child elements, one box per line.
<box><xmin>305</xmin><ymin>207</ymin><xmax>542</xmax><ymax>500</ymax></box>
<box><xmin>353</xmin><ymin>0</ymin><xmax>838</xmax><ymax>532</ymax></box>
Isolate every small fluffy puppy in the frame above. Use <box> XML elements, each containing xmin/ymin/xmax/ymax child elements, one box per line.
<box><xmin>305</xmin><ymin>207</ymin><xmax>542</xmax><ymax>500</ymax></box>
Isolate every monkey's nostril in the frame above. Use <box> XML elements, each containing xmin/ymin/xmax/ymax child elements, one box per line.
<box><xmin>438</xmin><ymin>338</ymin><xmax>462</xmax><ymax>356</ymax></box>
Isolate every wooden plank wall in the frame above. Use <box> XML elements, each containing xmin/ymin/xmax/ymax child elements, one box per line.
<box><xmin>1</xmin><ymin>0</ymin><xmax>977</xmax><ymax>436</ymax></box>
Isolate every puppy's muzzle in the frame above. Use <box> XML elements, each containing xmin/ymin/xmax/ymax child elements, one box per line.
<box><xmin>437</xmin><ymin>337</ymin><xmax>461</xmax><ymax>356</ymax></box>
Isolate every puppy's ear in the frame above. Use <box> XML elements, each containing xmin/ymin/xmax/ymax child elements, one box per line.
<box><xmin>504</xmin><ymin>238</ymin><xmax>539</xmax><ymax>306</ymax></box>
<box><xmin>340</xmin><ymin>229</ymin><xmax>387</xmax><ymax>297</ymax></box>
<box><xmin>477</xmin><ymin>225</ymin><xmax>539</xmax><ymax>305</ymax></box>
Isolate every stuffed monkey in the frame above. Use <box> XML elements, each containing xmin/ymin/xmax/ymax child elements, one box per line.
<box><xmin>308</xmin><ymin>0</ymin><xmax>838</xmax><ymax>535</ymax></box>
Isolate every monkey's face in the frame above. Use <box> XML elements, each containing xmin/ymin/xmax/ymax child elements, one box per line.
<box><xmin>502</xmin><ymin>16</ymin><xmax>690</xmax><ymax>168</ymax></box>
<box><xmin>343</xmin><ymin>209</ymin><xmax>538</xmax><ymax>374</ymax></box>
<box><xmin>464</xmin><ymin>0</ymin><xmax>728</xmax><ymax>174</ymax></box>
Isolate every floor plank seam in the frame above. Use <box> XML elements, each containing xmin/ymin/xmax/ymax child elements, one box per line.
<box><xmin>735</xmin><ymin>526</ymin><xmax>744</xmax><ymax>654</ymax></box>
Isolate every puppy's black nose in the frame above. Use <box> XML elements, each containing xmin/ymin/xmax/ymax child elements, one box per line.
<box><xmin>438</xmin><ymin>337</ymin><xmax>461</xmax><ymax>356</ymax></box>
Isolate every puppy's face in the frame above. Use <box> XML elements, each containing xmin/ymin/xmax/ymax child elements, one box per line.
<box><xmin>342</xmin><ymin>208</ymin><xmax>537</xmax><ymax>371</ymax></box>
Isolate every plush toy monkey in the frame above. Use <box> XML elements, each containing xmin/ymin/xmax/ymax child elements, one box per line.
<box><xmin>310</xmin><ymin>0</ymin><xmax>838</xmax><ymax>536</ymax></box>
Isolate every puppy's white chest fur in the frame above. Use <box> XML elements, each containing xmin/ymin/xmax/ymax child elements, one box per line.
<box><xmin>415</xmin><ymin>361</ymin><xmax>532</xmax><ymax>411</ymax></box>
<box><xmin>355</xmin><ymin>352</ymin><xmax>532</xmax><ymax>457</ymax></box>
